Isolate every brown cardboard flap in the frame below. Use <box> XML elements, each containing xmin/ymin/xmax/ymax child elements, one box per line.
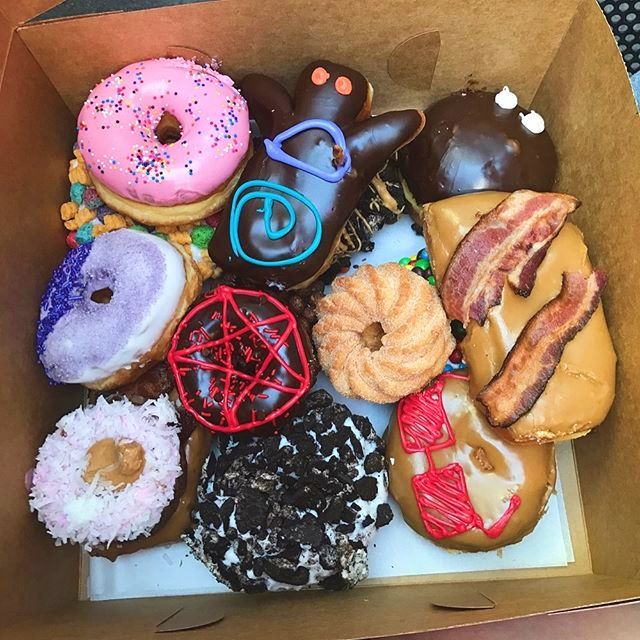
<box><xmin>5</xmin><ymin>575</ymin><xmax>640</xmax><ymax>640</ymax></box>
<box><xmin>430</xmin><ymin>592</ymin><xmax>495</xmax><ymax>610</ymax></box>
<box><xmin>156</xmin><ymin>603</ymin><xmax>225</xmax><ymax>633</ymax></box>
<box><xmin>533</xmin><ymin>0</ymin><xmax>640</xmax><ymax>583</ymax></box>
<box><xmin>0</xmin><ymin>10</ymin><xmax>12</xmax><ymax>77</ymax></box>
<box><xmin>0</xmin><ymin>30</ymin><xmax>81</xmax><ymax>623</ymax></box>
<box><xmin>0</xmin><ymin>1</ymin><xmax>64</xmax><ymax>28</ymax></box>
<box><xmin>17</xmin><ymin>0</ymin><xmax>582</xmax><ymax>115</ymax></box>
<box><xmin>387</xmin><ymin>31</ymin><xmax>441</xmax><ymax>91</ymax></box>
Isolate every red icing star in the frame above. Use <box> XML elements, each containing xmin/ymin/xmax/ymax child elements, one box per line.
<box><xmin>167</xmin><ymin>286</ymin><xmax>311</xmax><ymax>433</ymax></box>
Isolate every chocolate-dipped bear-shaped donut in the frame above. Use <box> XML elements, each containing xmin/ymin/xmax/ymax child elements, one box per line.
<box><xmin>209</xmin><ymin>60</ymin><xmax>425</xmax><ymax>289</ymax></box>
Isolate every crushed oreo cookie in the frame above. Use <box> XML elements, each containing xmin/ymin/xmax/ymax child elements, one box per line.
<box><xmin>335</xmin><ymin>155</ymin><xmax>406</xmax><ymax>259</ymax></box>
<box><xmin>185</xmin><ymin>389</ymin><xmax>391</xmax><ymax>592</ymax></box>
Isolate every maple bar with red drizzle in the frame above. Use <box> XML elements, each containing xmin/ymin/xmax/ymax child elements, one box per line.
<box><xmin>477</xmin><ymin>270</ymin><xmax>607</xmax><ymax>428</ymax></box>
<box><xmin>386</xmin><ymin>374</ymin><xmax>556</xmax><ymax>552</ymax></box>
<box><xmin>440</xmin><ymin>190</ymin><xmax>580</xmax><ymax>327</ymax></box>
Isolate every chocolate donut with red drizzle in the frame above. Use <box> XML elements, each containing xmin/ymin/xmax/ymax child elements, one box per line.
<box><xmin>209</xmin><ymin>60</ymin><xmax>425</xmax><ymax>289</ymax></box>
<box><xmin>386</xmin><ymin>374</ymin><xmax>556</xmax><ymax>552</ymax></box>
<box><xmin>167</xmin><ymin>285</ymin><xmax>316</xmax><ymax>433</ymax></box>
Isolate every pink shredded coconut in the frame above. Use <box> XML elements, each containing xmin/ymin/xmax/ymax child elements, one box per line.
<box><xmin>29</xmin><ymin>395</ymin><xmax>182</xmax><ymax>550</ymax></box>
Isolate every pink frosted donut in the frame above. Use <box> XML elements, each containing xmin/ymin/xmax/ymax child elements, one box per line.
<box><xmin>77</xmin><ymin>57</ymin><xmax>251</xmax><ymax>225</ymax></box>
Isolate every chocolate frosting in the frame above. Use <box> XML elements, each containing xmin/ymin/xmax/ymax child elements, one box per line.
<box><xmin>425</xmin><ymin>191</ymin><xmax>617</xmax><ymax>443</ymax></box>
<box><xmin>169</xmin><ymin>284</ymin><xmax>316</xmax><ymax>432</ymax></box>
<box><xmin>386</xmin><ymin>376</ymin><xmax>556</xmax><ymax>551</ymax></box>
<box><xmin>209</xmin><ymin>60</ymin><xmax>424</xmax><ymax>289</ymax></box>
<box><xmin>399</xmin><ymin>90</ymin><xmax>557</xmax><ymax>205</ymax></box>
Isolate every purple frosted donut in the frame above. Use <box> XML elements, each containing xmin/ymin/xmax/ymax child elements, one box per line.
<box><xmin>37</xmin><ymin>228</ymin><xmax>189</xmax><ymax>388</ymax></box>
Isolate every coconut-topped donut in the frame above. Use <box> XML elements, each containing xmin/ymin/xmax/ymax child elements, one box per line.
<box><xmin>29</xmin><ymin>396</ymin><xmax>183</xmax><ymax>550</ymax></box>
<box><xmin>37</xmin><ymin>228</ymin><xmax>201</xmax><ymax>390</ymax></box>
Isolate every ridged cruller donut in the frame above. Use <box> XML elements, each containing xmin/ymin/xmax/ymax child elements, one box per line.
<box><xmin>313</xmin><ymin>263</ymin><xmax>454</xmax><ymax>403</ymax></box>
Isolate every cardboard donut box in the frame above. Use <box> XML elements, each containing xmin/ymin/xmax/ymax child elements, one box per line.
<box><xmin>2</xmin><ymin>0</ymin><xmax>640</xmax><ymax>637</ymax></box>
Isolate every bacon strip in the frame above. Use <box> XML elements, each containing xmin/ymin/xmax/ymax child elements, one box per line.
<box><xmin>477</xmin><ymin>270</ymin><xmax>607</xmax><ymax>428</ymax></box>
<box><xmin>440</xmin><ymin>190</ymin><xmax>580</xmax><ymax>326</ymax></box>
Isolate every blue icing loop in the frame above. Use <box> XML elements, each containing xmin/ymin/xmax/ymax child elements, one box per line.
<box><xmin>229</xmin><ymin>180</ymin><xmax>322</xmax><ymax>268</ymax></box>
<box><xmin>264</xmin><ymin>118</ymin><xmax>352</xmax><ymax>183</ymax></box>
<box><xmin>36</xmin><ymin>244</ymin><xmax>91</xmax><ymax>360</ymax></box>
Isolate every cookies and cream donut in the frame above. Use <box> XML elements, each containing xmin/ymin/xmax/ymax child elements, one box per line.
<box><xmin>425</xmin><ymin>191</ymin><xmax>616</xmax><ymax>442</ymax></box>
<box><xmin>77</xmin><ymin>57</ymin><xmax>251</xmax><ymax>226</ymax></box>
<box><xmin>37</xmin><ymin>228</ymin><xmax>201</xmax><ymax>391</ymax></box>
<box><xmin>386</xmin><ymin>374</ymin><xmax>556</xmax><ymax>552</ymax></box>
<box><xmin>313</xmin><ymin>263</ymin><xmax>454</xmax><ymax>403</ymax></box>
<box><xmin>186</xmin><ymin>389</ymin><xmax>392</xmax><ymax>591</ymax></box>
<box><xmin>399</xmin><ymin>88</ymin><xmax>557</xmax><ymax>218</ymax></box>
<box><xmin>29</xmin><ymin>396</ymin><xmax>192</xmax><ymax>550</ymax></box>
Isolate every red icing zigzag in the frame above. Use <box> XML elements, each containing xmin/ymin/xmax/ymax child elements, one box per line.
<box><xmin>397</xmin><ymin>373</ymin><xmax>521</xmax><ymax>540</ymax></box>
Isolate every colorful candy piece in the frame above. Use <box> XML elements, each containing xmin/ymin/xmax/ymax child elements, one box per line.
<box><xmin>82</xmin><ymin>186</ymin><xmax>103</xmax><ymax>209</ymax></box>
<box><xmin>70</xmin><ymin>183</ymin><xmax>85</xmax><ymax>204</ymax></box>
<box><xmin>190</xmin><ymin>224</ymin><xmax>214</xmax><ymax>249</ymax></box>
<box><xmin>65</xmin><ymin>231</ymin><xmax>79</xmax><ymax>250</ymax></box>
<box><xmin>76</xmin><ymin>222</ymin><xmax>95</xmax><ymax>245</ymax></box>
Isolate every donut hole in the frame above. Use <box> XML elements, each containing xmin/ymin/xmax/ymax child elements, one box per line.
<box><xmin>155</xmin><ymin>112</ymin><xmax>182</xmax><ymax>145</ymax></box>
<box><xmin>361</xmin><ymin>321</ymin><xmax>385</xmax><ymax>352</ymax></box>
<box><xmin>90</xmin><ymin>287</ymin><xmax>113</xmax><ymax>304</ymax></box>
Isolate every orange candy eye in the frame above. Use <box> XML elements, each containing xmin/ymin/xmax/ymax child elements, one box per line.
<box><xmin>311</xmin><ymin>66</ymin><xmax>330</xmax><ymax>85</ymax></box>
<box><xmin>335</xmin><ymin>76</ymin><xmax>352</xmax><ymax>96</ymax></box>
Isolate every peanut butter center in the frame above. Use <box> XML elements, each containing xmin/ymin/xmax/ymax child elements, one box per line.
<box><xmin>83</xmin><ymin>438</ymin><xmax>145</xmax><ymax>488</ymax></box>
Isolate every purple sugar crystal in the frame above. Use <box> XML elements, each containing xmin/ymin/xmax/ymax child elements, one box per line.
<box><xmin>39</xmin><ymin>229</ymin><xmax>171</xmax><ymax>384</ymax></box>
<box><xmin>36</xmin><ymin>244</ymin><xmax>91</xmax><ymax>358</ymax></box>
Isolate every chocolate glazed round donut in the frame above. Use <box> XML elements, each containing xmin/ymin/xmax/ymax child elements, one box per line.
<box><xmin>167</xmin><ymin>283</ymin><xmax>318</xmax><ymax>434</ymax></box>
<box><xmin>399</xmin><ymin>90</ymin><xmax>557</xmax><ymax>207</ymax></box>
